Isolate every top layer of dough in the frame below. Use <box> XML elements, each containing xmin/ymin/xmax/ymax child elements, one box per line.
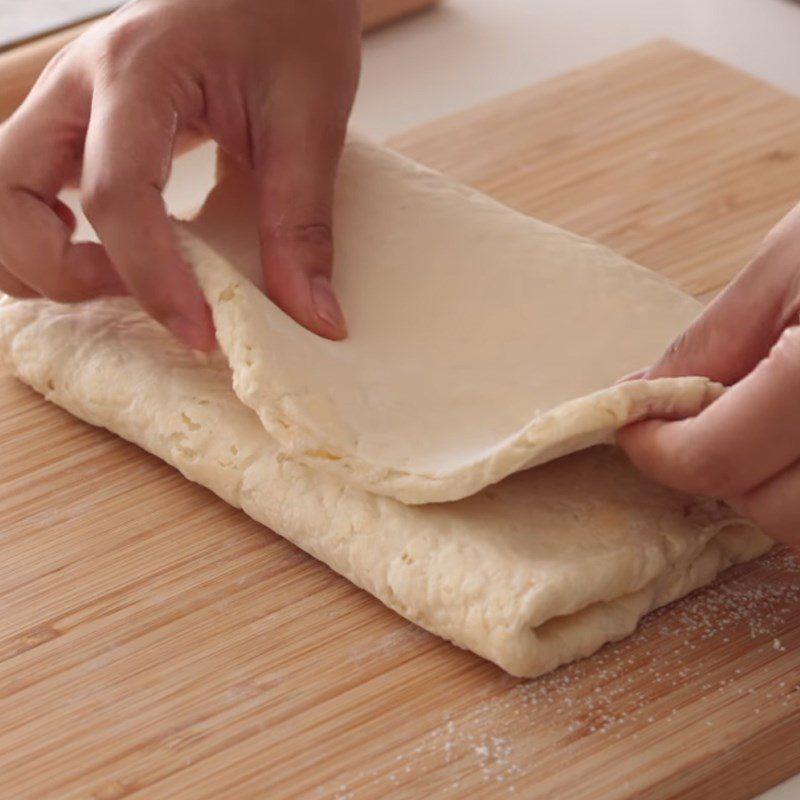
<box><xmin>180</xmin><ymin>135</ymin><xmax>713</xmax><ymax>504</ymax></box>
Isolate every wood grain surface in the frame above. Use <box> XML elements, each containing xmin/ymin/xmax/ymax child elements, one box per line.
<box><xmin>1</xmin><ymin>40</ymin><xmax>799</xmax><ymax>800</ymax></box>
<box><xmin>0</xmin><ymin>0</ymin><xmax>442</xmax><ymax>123</ymax></box>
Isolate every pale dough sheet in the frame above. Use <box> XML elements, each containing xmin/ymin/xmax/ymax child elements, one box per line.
<box><xmin>0</xmin><ymin>136</ymin><xmax>771</xmax><ymax>677</ymax></box>
<box><xmin>182</xmin><ymin>137</ymin><xmax>722</xmax><ymax>504</ymax></box>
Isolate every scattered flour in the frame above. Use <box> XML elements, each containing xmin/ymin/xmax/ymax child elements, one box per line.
<box><xmin>320</xmin><ymin>547</ymin><xmax>800</xmax><ymax>798</ymax></box>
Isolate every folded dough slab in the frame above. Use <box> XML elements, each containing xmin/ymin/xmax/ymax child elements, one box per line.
<box><xmin>0</xmin><ymin>136</ymin><xmax>771</xmax><ymax>678</ymax></box>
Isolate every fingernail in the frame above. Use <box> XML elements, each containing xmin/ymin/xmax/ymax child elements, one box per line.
<box><xmin>166</xmin><ymin>312</ymin><xmax>216</xmax><ymax>352</ymax></box>
<box><xmin>310</xmin><ymin>276</ymin><xmax>346</xmax><ymax>336</ymax></box>
<box><xmin>615</xmin><ymin>366</ymin><xmax>650</xmax><ymax>384</ymax></box>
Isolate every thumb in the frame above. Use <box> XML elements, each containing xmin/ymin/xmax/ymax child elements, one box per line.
<box><xmin>646</xmin><ymin>212</ymin><xmax>800</xmax><ymax>384</ymax></box>
<box><xmin>646</xmin><ymin>267</ymin><xmax>780</xmax><ymax>384</ymax></box>
<box><xmin>253</xmin><ymin>121</ymin><xmax>348</xmax><ymax>341</ymax></box>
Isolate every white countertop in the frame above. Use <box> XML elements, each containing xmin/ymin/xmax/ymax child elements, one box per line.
<box><xmin>21</xmin><ymin>0</ymin><xmax>800</xmax><ymax>795</ymax></box>
<box><xmin>354</xmin><ymin>0</ymin><xmax>800</xmax><ymax>138</ymax></box>
<box><xmin>0</xmin><ymin>0</ymin><xmax>119</xmax><ymax>48</ymax></box>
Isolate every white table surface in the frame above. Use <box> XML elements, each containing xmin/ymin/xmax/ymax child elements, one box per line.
<box><xmin>0</xmin><ymin>0</ymin><xmax>120</xmax><ymax>48</ymax></box>
<box><xmin>14</xmin><ymin>1</ymin><xmax>800</xmax><ymax>797</ymax></box>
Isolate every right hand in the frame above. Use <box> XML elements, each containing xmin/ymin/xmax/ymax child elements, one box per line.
<box><xmin>619</xmin><ymin>201</ymin><xmax>800</xmax><ymax>546</ymax></box>
<box><xmin>0</xmin><ymin>0</ymin><xmax>362</xmax><ymax>350</ymax></box>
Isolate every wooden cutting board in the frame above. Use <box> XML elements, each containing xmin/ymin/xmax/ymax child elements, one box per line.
<box><xmin>1</xmin><ymin>40</ymin><xmax>799</xmax><ymax>800</ymax></box>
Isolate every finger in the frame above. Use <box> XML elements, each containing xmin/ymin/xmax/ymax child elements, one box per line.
<box><xmin>0</xmin><ymin>258</ymin><xmax>39</xmax><ymax>298</ymax></box>
<box><xmin>253</xmin><ymin>104</ymin><xmax>348</xmax><ymax>340</ymax></box>
<box><xmin>0</xmin><ymin>81</ymin><xmax>124</xmax><ymax>302</ymax></box>
<box><xmin>619</xmin><ymin>325</ymin><xmax>800</xmax><ymax>498</ymax></box>
<box><xmin>1</xmin><ymin>185</ymin><xmax>125</xmax><ymax>301</ymax></box>
<box><xmin>737</xmin><ymin>459</ymin><xmax>800</xmax><ymax>546</ymax></box>
<box><xmin>81</xmin><ymin>80</ymin><xmax>215</xmax><ymax>351</ymax></box>
<box><xmin>645</xmin><ymin>204</ymin><xmax>800</xmax><ymax>384</ymax></box>
<box><xmin>645</xmin><ymin>268</ymin><xmax>782</xmax><ymax>384</ymax></box>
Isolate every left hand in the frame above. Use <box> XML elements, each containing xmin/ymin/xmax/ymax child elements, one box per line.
<box><xmin>0</xmin><ymin>0</ymin><xmax>361</xmax><ymax>350</ymax></box>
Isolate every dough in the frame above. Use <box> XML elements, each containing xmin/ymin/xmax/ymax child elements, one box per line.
<box><xmin>0</xmin><ymin>296</ymin><xmax>770</xmax><ymax>677</ymax></box>
<box><xmin>0</xmin><ymin>135</ymin><xmax>771</xmax><ymax>678</ymax></box>
<box><xmin>181</xmin><ymin>136</ymin><xmax>721</xmax><ymax>504</ymax></box>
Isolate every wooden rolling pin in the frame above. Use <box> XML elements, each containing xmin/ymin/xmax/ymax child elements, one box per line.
<box><xmin>0</xmin><ymin>0</ymin><xmax>441</xmax><ymax>123</ymax></box>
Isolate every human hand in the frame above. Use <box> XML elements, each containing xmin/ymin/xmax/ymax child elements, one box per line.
<box><xmin>0</xmin><ymin>0</ymin><xmax>361</xmax><ymax>350</ymax></box>
<box><xmin>618</xmin><ymin>202</ymin><xmax>800</xmax><ymax>546</ymax></box>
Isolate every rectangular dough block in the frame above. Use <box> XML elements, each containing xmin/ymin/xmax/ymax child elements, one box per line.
<box><xmin>0</xmin><ymin>293</ymin><xmax>771</xmax><ymax>677</ymax></box>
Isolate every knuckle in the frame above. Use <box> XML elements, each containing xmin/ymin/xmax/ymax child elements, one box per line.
<box><xmin>263</xmin><ymin>219</ymin><xmax>333</xmax><ymax>254</ymax></box>
<box><xmin>288</xmin><ymin>221</ymin><xmax>333</xmax><ymax>249</ymax></box>
<box><xmin>36</xmin><ymin>46</ymin><xmax>73</xmax><ymax>88</ymax></box>
<box><xmin>27</xmin><ymin>38</ymin><xmax>88</xmax><ymax>101</ymax></box>
<box><xmin>96</xmin><ymin>16</ymin><xmax>145</xmax><ymax>69</ymax></box>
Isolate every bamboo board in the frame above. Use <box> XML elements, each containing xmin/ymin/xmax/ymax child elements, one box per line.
<box><xmin>0</xmin><ymin>40</ymin><xmax>799</xmax><ymax>800</ymax></box>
